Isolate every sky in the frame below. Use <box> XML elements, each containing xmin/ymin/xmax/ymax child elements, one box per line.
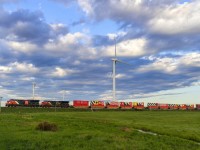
<box><xmin>0</xmin><ymin>0</ymin><xmax>200</xmax><ymax>104</ymax></box>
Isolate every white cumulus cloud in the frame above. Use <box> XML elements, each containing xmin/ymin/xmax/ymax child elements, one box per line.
<box><xmin>148</xmin><ymin>1</ymin><xmax>200</xmax><ymax>35</ymax></box>
<box><xmin>137</xmin><ymin>52</ymin><xmax>200</xmax><ymax>74</ymax></box>
<box><xmin>50</xmin><ymin>67</ymin><xmax>78</xmax><ymax>77</ymax></box>
<box><xmin>103</xmin><ymin>38</ymin><xmax>149</xmax><ymax>57</ymax></box>
<box><xmin>0</xmin><ymin>62</ymin><xmax>39</xmax><ymax>74</ymax></box>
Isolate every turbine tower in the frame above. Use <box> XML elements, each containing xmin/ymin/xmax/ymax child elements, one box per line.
<box><xmin>112</xmin><ymin>40</ymin><xmax>117</xmax><ymax>101</ymax></box>
<box><xmin>112</xmin><ymin>38</ymin><xmax>129</xmax><ymax>101</ymax></box>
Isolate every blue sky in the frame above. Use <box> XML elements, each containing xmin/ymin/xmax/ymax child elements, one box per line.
<box><xmin>0</xmin><ymin>0</ymin><xmax>199</xmax><ymax>104</ymax></box>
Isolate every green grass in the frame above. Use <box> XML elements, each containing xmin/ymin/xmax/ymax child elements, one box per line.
<box><xmin>0</xmin><ymin>108</ymin><xmax>200</xmax><ymax>150</ymax></box>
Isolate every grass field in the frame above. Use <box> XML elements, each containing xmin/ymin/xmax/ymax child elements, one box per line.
<box><xmin>0</xmin><ymin>108</ymin><xmax>200</xmax><ymax>150</ymax></box>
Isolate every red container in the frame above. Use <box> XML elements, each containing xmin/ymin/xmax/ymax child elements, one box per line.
<box><xmin>147</xmin><ymin>103</ymin><xmax>158</xmax><ymax>110</ymax></box>
<box><xmin>90</xmin><ymin>101</ymin><xmax>105</xmax><ymax>108</ymax></box>
<box><xmin>120</xmin><ymin>102</ymin><xmax>132</xmax><ymax>109</ymax></box>
<box><xmin>158</xmin><ymin>103</ymin><xmax>169</xmax><ymax>110</ymax></box>
<box><xmin>168</xmin><ymin>104</ymin><xmax>173</xmax><ymax>109</ymax></box>
<box><xmin>178</xmin><ymin>104</ymin><xmax>187</xmax><ymax>110</ymax></box>
<box><xmin>106</xmin><ymin>101</ymin><xmax>119</xmax><ymax>109</ymax></box>
<box><xmin>73</xmin><ymin>100</ymin><xmax>89</xmax><ymax>108</ymax></box>
<box><xmin>133</xmin><ymin>102</ymin><xmax>144</xmax><ymax>110</ymax></box>
<box><xmin>174</xmin><ymin>104</ymin><xmax>179</xmax><ymax>110</ymax></box>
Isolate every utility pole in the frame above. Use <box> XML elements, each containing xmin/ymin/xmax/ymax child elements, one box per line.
<box><xmin>32</xmin><ymin>82</ymin><xmax>36</xmax><ymax>100</ymax></box>
<box><xmin>62</xmin><ymin>90</ymin><xmax>66</xmax><ymax>101</ymax></box>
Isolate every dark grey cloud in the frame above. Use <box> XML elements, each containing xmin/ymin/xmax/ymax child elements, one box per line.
<box><xmin>0</xmin><ymin>8</ymin><xmax>69</xmax><ymax>45</ymax></box>
<box><xmin>0</xmin><ymin>9</ymin><xmax>52</xmax><ymax>44</ymax></box>
<box><xmin>146</xmin><ymin>34</ymin><xmax>200</xmax><ymax>54</ymax></box>
<box><xmin>116</xmin><ymin>71</ymin><xmax>190</xmax><ymax>98</ymax></box>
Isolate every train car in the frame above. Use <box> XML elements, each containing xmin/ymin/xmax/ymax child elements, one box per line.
<box><xmin>158</xmin><ymin>103</ymin><xmax>169</xmax><ymax>110</ymax></box>
<box><xmin>133</xmin><ymin>102</ymin><xmax>144</xmax><ymax>110</ymax></box>
<box><xmin>168</xmin><ymin>104</ymin><xmax>179</xmax><ymax>110</ymax></box>
<box><xmin>178</xmin><ymin>104</ymin><xmax>187</xmax><ymax>110</ymax></box>
<box><xmin>26</xmin><ymin>100</ymin><xmax>40</xmax><ymax>107</ymax></box>
<box><xmin>196</xmin><ymin>104</ymin><xmax>200</xmax><ymax>110</ymax></box>
<box><xmin>147</xmin><ymin>103</ymin><xmax>158</xmax><ymax>110</ymax></box>
<box><xmin>60</xmin><ymin>101</ymin><xmax>70</xmax><ymax>108</ymax></box>
<box><xmin>90</xmin><ymin>100</ymin><xmax>105</xmax><ymax>109</ymax></box>
<box><xmin>120</xmin><ymin>102</ymin><xmax>132</xmax><ymax>109</ymax></box>
<box><xmin>41</xmin><ymin>101</ymin><xmax>69</xmax><ymax>108</ymax></box>
<box><xmin>106</xmin><ymin>101</ymin><xmax>119</xmax><ymax>109</ymax></box>
<box><xmin>73</xmin><ymin>100</ymin><xmax>89</xmax><ymax>108</ymax></box>
<box><xmin>6</xmin><ymin>99</ymin><xmax>40</xmax><ymax>107</ymax></box>
<box><xmin>186</xmin><ymin>104</ymin><xmax>194</xmax><ymax>110</ymax></box>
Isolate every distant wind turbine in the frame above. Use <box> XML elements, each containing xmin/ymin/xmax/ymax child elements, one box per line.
<box><xmin>62</xmin><ymin>90</ymin><xmax>66</xmax><ymax>101</ymax></box>
<box><xmin>32</xmin><ymin>82</ymin><xmax>36</xmax><ymax>100</ymax></box>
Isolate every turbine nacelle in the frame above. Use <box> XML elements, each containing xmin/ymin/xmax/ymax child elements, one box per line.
<box><xmin>112</xmin><ymin>58</ymin><xmax>117</xmax><ymax>61</ymax></box>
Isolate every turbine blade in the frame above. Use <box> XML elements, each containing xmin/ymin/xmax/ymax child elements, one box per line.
<box><xmin>115</xmin><ymin>38</ymin><xmax>117</xmax><ymax>58</ymax></box>
<box><xmin>116</xmin><ymin>60</ymin><xmax>131</xmax><ymax>66</ymax></box>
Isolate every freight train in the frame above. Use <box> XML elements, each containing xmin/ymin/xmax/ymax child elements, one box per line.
<box><xmin>5</xmin><ymin>99</ymin><xmax>200</xmax><ymax>110</ymax></box>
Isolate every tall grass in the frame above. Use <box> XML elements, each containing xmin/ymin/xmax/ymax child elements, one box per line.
<box><xmin>0</xmin><ymin>108</ymin><xmax>200</xmax><ymax>149</ymax></box>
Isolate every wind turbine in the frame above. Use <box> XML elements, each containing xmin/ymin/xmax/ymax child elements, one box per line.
<box><xmin>62</xmin><ymin>90</ymin><xmax>66</xmax><ymax>101</ymax></box>
<box><xmin>112</xmin><ymin>38</ymin><xmax>129</xmax><ymax>101</ymax></box>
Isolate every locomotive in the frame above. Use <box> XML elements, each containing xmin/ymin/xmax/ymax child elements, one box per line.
<box><xmin>6</xmin><ymin>99</ymin><xmax>40</xmax><ymax>107</ymax></box>
<box><xmin>6</xmin><ymin>99</ymin><xmax>69</xmax><ymax>108</ymax></box>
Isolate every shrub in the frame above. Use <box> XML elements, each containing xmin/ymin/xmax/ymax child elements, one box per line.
<box><xmin>36</xmin><ymin>121</ymin><xmax>58</xmax><ymax>132</ymax></box>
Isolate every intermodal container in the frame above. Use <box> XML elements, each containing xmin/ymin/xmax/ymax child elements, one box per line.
<box><xmin>158</xmin><ymin>103</ymin><xmax>169</xmax><ymax>110</ymax></box>
<box><xmin>178</xmin><ymin>104</ymin><xmax>187</xmax><ymax>110</ymax></box>
<box><xmin>73</xmin><ymin>100</ymin><xmax>89</xmax><ymax>108</ymax></box>
<box><xmin>147</xmin><ymin>103</ymin><xmax>159</xmax><ymax>110</ymax></box>
<box><xmin>186</xmin><ymin>104</ymin><xmax>194</xmax><ymax>110</ymax></box>
<box><xmin>133</xmin><ymin>102</ymin><xmax>144</xmax><ymax>110</ymax></box>
<box><xmin>106</xmin><ymin>101</ymin><xmax>119</xmax><ymax>109</ymax></box>
<box><xmin>120</xmin><ymin>102</ymin><xmax>132</xmax><ymax>109</ymax></box>
<box><xmin>168</xmin><ymin>104</ymin><xmax>179</xmax><ymax>110</ymax></box>
<box><xmin>90</xmin><ymin>101</ymin><xmax>105</xmax><ymax>109</ymax></box>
